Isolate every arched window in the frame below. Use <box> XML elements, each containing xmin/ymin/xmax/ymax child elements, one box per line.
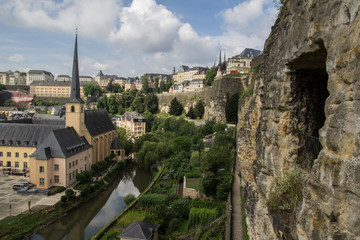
<box><xmin>71</xmin><ymin>106</ymin><xmax>75</xmax><ymax>112</ymax></box>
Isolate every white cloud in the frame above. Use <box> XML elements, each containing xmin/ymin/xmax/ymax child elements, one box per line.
<box><xmin>0</xmin><ymin>0</ymin><xmax>121</xmax><ymax>38</ymax></box>
<box><xmin>109</xmin><ymin>0</ymin><xmax>181</xmax><ymax>53</ymax></box>
<box><xmin>8</xmin><ymin>53</ymin><xmax>24</xmax><ymax>62</ymax></box>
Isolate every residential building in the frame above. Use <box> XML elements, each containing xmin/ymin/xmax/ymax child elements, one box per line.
<box><xmin>118</xmin><ymin>222</ymin><xmax>160</xmax><ymax>240</ymax></box>
<box><xmin>56</xmin><ymin>75</ymin><xmax>71</xmax><ymax>82</ymax></box>
<box><xmin>0</xmin><ymin>72</ymin><xmax>9</xmax><ymax>85</ymax></box>
<box><xmin>112</xmin><ymin>77</ymin><xmax>127</xmax><ymax>88</ymax></box>
<box><xmin>118</xmin><ymin>111</ymin><xmax>146</xmax><ymax>138</ymax></box>
<box><xmin>79</xmin><ymin>76</ymin><xmax>94</xmax><ymax>84</ymax></box>
<box><xmin>226</xmin><ymin>48</ymin><xmax>261</xmax><ymax>74</ymax></box>
<box><xmin>173</xmin><ymin>66</ymin><xmax>208</xmax><ymax>84</ymax></box>
<box><xmin>26</xmin><ymin>70</ymin><xmax>54</xmax><ymax>86</ymax></box>
<box><xmin>125</xmin><ymin>78</ymin><xmax>142</xmax><ymax>91</ymax></box>
<box><xmin>9</xmin><ymin>71</ymin><xmax>26</xmax><ymax>85</ymax></box>
<box><xmin>30</xmin><ymin>81</ymin><xmax>87</xmax><ymax>99</ymax></box>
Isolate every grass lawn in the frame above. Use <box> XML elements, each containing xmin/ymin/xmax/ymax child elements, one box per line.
<box><xmin>186</xmin><ymin>178</ymin><xmax>201</xmax><ymax>191</ymax></box>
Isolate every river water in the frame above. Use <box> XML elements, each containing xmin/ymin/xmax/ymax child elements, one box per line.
<box><xmin>29</xmin><ymin>162</ymin><xmax>152</xmax><ymax>240</ymax></box>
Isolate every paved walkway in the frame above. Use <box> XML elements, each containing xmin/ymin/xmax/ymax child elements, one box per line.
<box><xmin>231</xmin><ymin>161</ymin><xmax>243</xmax><ymax>240</ymax></box>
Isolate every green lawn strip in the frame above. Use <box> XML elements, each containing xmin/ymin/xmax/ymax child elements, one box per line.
<box><xmin>186</xmin><ymin>178</ymin><xmax>201</xmax><ymax>191</ymax></box>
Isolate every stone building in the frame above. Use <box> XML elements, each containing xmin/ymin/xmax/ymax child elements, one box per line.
<box><xmin>30</xmin><ymin>81</ymin><xmax>87</xmax><ymax>99</ymax></box>
<box><xmin>117</xmin><ymin>111</ymin><xmax>146</xmax><ymax>138</ymax></box>
<box><xmin>26</xmin><ymin>70</ymin><xmax>54</xmax><ymax>86</ymax></box>
<box><xmin>226</xmin><ymin>48</ymin><xmax>261</xmax><ymax>74</ymax></box>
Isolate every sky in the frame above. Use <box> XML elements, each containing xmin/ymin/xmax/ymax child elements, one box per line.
<box><xmin>0</xmin><ymin>0</ymin><xmax>278</xmax><ymax>78</ymax></box>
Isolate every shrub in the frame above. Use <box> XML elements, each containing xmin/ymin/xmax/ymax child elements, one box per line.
<box><xmin>216</xmin><ymin>174</ymin><xmax>233</xmax><ymax>201</ymax></box>
<box><xmin>168</xmin><ymin>218</ymin><xmax>182</xmax><ymax>233</ymax></box>
<box><xmin>65</xmin><ymin>189</ymin><xmax>76</xmax><ymax>200</ymax></box>
<box><xmin>55</xmin><ymin>186</ymin><xmax>65</xmax><ymax>193</ymax></box>
<box><xmin>266</xmin><ymin>170</ymin><xmax>303</xmax><ymax>211</ymax></box>
<box><xmin>60</xmin><ymin>195</ymin><xmax>67</xmax><ymax>204</ymax></box>
<box><xmin>124</xmin><ymin>194</ymin><xmax>136</xmax><ymax>206</ymax></box>
<box><xmin>80</xmin><ymin>185</ymin><xmax>91</xmax><ymax>197</ymax></box>
<box><xmin>188</xmin><ymin>207</ymin><xmax>217</xmax><ymax>228</ymax></box>
<box><xmin>137</xmin><ymin>193</ymin><xmax>166</xmax><ymax>208</ymax></box>
<box><xmin>170</xmin><ymin>199</ymin><xmax>190</xmax><ymax>219</ymax></box>
<box><xmin>76</xmin><ymin>170</ymin><xmax>91</xmax><ymax>183</ymax></box>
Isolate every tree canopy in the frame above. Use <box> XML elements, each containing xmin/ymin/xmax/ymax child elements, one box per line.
<box><xmin>205</xmin><ymin>69</ymin><xmax>216</xmax><ymax>86</ymax></box>
<box><xmin>83</xmin><ymin>83</ymin><xmax>101</xmax><ymax>97</ymax></box>
<box><xmin>168</xmin><ymin>97</ymin><xmax>183</xmax><ymax>116</ymax></box>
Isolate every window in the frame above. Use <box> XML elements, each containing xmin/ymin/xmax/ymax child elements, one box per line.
<box><xmin>54</xmin><ymin>175</ymin><xmax>59</xmax><ymax>183</ymax></box>
<box><xmin>69</xmin><ymin>174</ymin><xmax>71</xmax><ymax>181</ymax></box>
<box><xmin>76</xmin><ymin>160</ymin><xmax>78</xmax><ymax>165</ymax></box>
<box><xmin>15</xmin><ymin>152</ymin><xmax>19</xmax><ymax>158</ymax></box>
<box><xmin>39</xmin><ymin>178</ymin><xmax>44</xmax><ymax>186</ymax></box>
<box><xmin>0</xmin><ymin>152</ymin><xmax>2</xmax><ymax>157</ymax></box>
<box><xmin>23</xmin><ymin>162</ymin><xmax>28</xmax><ymax>168</ymax></box>
<box><xmin>69</xmin><ymin>163</ymin><xmax>71</xmax><ymax>169</ymax></box>
<box><xmin>7</xmin><ymin>161</ymin><xmax>11</xmax><ymax>167</ymax></box>
<box><xmin>39</xmin><ymin>166</ymin><xmax>44</xmax><ymax>173</ymax></box>
<box><xmin>72</xmin><ymin>171</ymin><xmax>75</xmax><ymax>178</ymax></box>
<box><xmin>7</xmin><ymin>152</ymin><xmax>11</xmax><ymax>157</ymax></box>
<box><xmin>72</xmin><ymin>161</ymin><xmax>74</xmax><ymax>167</ymax></box>
<box><xmin>0</xmin><ymin>161</ymin><xmax>2</xmax><ymax>167</ymax></box>
<box><xmin>71</xmin><ymin>105</ymin><xmax>75</xmax><ymax>112</ymax></box>
<box><xmin>24</xmin><ymin>153</ymin><xmax>28</xmax><ymax>158</ymax></box>
<box><xmin>15</xmin><ymin>162</ymin><xmax>19</xmax><ymax>168</ymax></box>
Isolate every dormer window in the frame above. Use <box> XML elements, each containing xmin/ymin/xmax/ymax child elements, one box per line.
<box><xmin>8</xmin><ymin>140</ymin><xmax>13</xmax><ymax>145</ymax></box>
<box><xmin>25</xmin><ymin>141</ymin><xmax>29</xmax><ymax>146</ymax></box>
<box><xmin>16</xmin><ymin>140</ymin><xmax>20</xmax><ymax>146</ymax></box>
<box><xmin>33</xmin><ymin>141</ymin><xmax>37</xmax><ymax>146</ymax></box>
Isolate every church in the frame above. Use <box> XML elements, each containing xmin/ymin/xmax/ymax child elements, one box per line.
<box><xmin>24</xmin><ymin>35</ymin><xmax>122</xmax><ymax>189</ymax></box>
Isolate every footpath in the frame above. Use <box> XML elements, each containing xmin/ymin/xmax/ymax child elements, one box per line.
<box><xmin>231</xmin><ymin>161</ymin><xmax>243</xmax><ymax>240</ymax></box>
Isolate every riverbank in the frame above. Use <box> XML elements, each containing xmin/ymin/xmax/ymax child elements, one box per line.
<box><xmin>0</xmin><ymin>160</ymin><xmax>128</xmax><ymax>240</ymax></box>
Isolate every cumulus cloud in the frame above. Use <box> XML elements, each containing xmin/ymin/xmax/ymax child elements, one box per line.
<box><xmin>8</xmin><ymin>53</ymin><xmax>24</xmax><ymax>62</ymax></box>
<box><xmin>109</xmin><ymin>0</ymin><xmax>181</xmax><ymax>53</ymax></box>
<box><xmin>0</xmin><ymin>0</ymin><xmax>121</xmax><ymax>38</ymax></box>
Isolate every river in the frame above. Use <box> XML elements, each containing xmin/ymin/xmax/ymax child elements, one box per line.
<box><xmin>29</xmin><ymin>162</ymin><xmax>152</xmax><ymax>240</ymax></box>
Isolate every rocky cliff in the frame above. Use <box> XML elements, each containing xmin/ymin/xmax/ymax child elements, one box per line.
<box><xmin>236</xmin><ymin>0</ymin><xmax>360</xmax><ymax>239</ymax></box>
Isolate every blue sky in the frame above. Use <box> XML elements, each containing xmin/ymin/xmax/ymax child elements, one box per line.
<box><xmin>0</xmin><ymin>0</ymin><xmax>278</xmax><ymax>78</ymax></box>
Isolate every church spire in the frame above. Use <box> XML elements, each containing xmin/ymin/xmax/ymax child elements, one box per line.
<box><xmin>218</xmin><ymin>48</ymin><xmax>222</xmax><ymax>66</ymax></box>
<box><xmin>68</xmin><ymin>32</ymin><xmax>84</xmax><ymax>103</ymax></box>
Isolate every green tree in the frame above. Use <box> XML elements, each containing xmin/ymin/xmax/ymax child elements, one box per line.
<box><xmin>118</xmin><ymin>104</ymin><xmax>125</xmax><ymax>115</ymax></box>
<box><xmin>186</xmin><ymin>106</ymin><xmax>196</xmax><ymax>119</ymax></box>
<box><xmin>76</xmin><ymin>170</ymin><xmax>91</xmax><ymax>183</ymax></box>
<box><xmin>83</xmin><ymin>83</ymin><xmax>101</xmax><ymax>97</ymax></box>
<box><xmin>131</xmin><ymin>92</ymin><xmax>145</xmax><ymax>113</ymax></box>
<box><xmin>144</xmin><ymin>93</ymin><xmax>158</xmax><ymax>114</ymax></box>
<box><xmin>97</xmin><ymin>95</ymin><xmax>108</xmax><ymax>111</ymax></box>
<box><xmin>113</xmin><ymin>83</ymin><xmax>123</xmax><ymax>93</ymax></box>
<box><xmin>4</xmin><ymin>99</ymin><xmax>16</xmax><ymax>107</ymax></box>
<box><xmin>194</xmin><ymin>100</ymin><xmax>205</xmax><ymax>119</ymax></box>
<box><xmin>154</xmin><ymin>77</ymin><xmax>159</xmax><ymax>93</ymax></box>
<box><xmin>165</xmin><ymin>82</ymin><xmax>172</xmax><ymax>92</ymax></box>
<box><xmin>205</xmin><ymin>69</ymin><xmax>216</xmax><ymax>86</ymax></box>
<box><xmin>225</xmin><ymin>93</ymin><xmax>239</xmax><ymax>123</ymax></box>
<box><xmin>116</xmin><ymin>127</ymin><xmax>134</xmax><ymax>155</ymax></box>
<box><xmin>159</xmin><ymin>81</ymin><xmax>166</xmax><ymax>93</ymax></box>
<box><xmin>202</xmin><ymin>146</ymin><xmax>230</xmax><ymax>173</ymax></box>
<box><xmin>107</xmin><ymin>95</ymin><xmax>119</xmax><ymax>114</ymax></box>
<box><xmin>168</xmin><ymin>97</ymin><xmax>183</xmax><ymax>116</ymax></box>
<box><xmin>141</xmin><ymin>74</ymin><xmax>149</xmax><ymax>93</ymax></box>
<box><xmin>121</xmin><ymin>89</ymin><xmax>138</xmax><ymax>108</ymax></box>
<box><xmin>124</xmin><ymin>194</ymin><xmax>136</xmax><ymax>205</ymax></box>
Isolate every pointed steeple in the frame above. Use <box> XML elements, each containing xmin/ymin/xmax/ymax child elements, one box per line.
<box><xmin>218</xmin><ymin>48</ymin><xmax>222</xmax><ymax>67</ymax></box>
<box><xmin>68</xmin><ymin>32</ymin><xmax>84</xmax><ymax>103</ymax></box>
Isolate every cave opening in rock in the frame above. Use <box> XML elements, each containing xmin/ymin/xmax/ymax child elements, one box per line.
<box><xmin>288</xmin><ymin>40</ymin><xmax>329</xmax><ymax>169</ymax></box>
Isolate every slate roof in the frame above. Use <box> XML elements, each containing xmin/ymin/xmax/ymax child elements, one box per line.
<box><xmin>0</xmin><ymin>123</ymin><xmax>63</xmax><ymax>148</ymax></box>
<box><xmin>30</xmin><ymin>80</ymin><xmax>90</xmax><ymax>86</ymax></box>
<box><xmin>84</xmin><ymin>109</ymin><xmax>115</xmax><ymax>136</ymax></box>
<box><xmin>238</xmin><ymin>48</ymin><xmax>261</xmax><ymax>59</ymax></box>
<box><xmin>121</xmin><ymin>111</ymin><xmax>146</xmax><ymax>122</ymax></box>
<box><xmin>30</xmin><ymin>127</ymin><xmax>91</xmax><ymax>160</ymax></box>
<box><xmin>111</xmin><ymin>136</ymin><xmax>123</xmax><ymax>150</ymax></box>
<box><xmin>28</xmin><ymin>70</ymin><xmax>53</xmax><ymax>76</ymax></box>
<box><xmin>118</xmin><ymin>222</ymin><xmax>160</xmax><ymax>240</ymax></box>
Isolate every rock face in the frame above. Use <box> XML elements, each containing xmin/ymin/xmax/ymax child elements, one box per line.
<box><xmin>236</xmin><ymin>0</ymin><xmax>360</xmax><ymax>239</ymax></box>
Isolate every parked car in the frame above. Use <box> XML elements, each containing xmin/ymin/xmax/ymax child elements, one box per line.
<box><xmin>20</xmin><ymin>181</ymin><xmax>34</xmax><ymax>188</ymax></box>
<box><xmin>12</xmin><ymin>183</ymin><xmax>28</xmax><ymax>190</ymax></box>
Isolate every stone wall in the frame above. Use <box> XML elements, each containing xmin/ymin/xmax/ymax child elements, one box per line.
<box><xmin>157</xmin><ymin>75</ymin><xmax>245</xmax><ymax>122</ymax></box>
<box><xmin>236</xmin><ymin>0</ymin><xmax>360</xmax><ymax>239</ymax></box>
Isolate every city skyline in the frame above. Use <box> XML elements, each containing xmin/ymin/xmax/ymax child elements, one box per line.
<box><xmin>0</xmin><ymin>0</ymin><xmax>278</xmax><ymax>78</ymax></box>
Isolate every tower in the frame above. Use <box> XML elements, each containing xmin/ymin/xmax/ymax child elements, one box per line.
<box><xmin>66</xmin><ymin>33</ymin><xmax>85</xmax><ymax>137</ymax></box>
